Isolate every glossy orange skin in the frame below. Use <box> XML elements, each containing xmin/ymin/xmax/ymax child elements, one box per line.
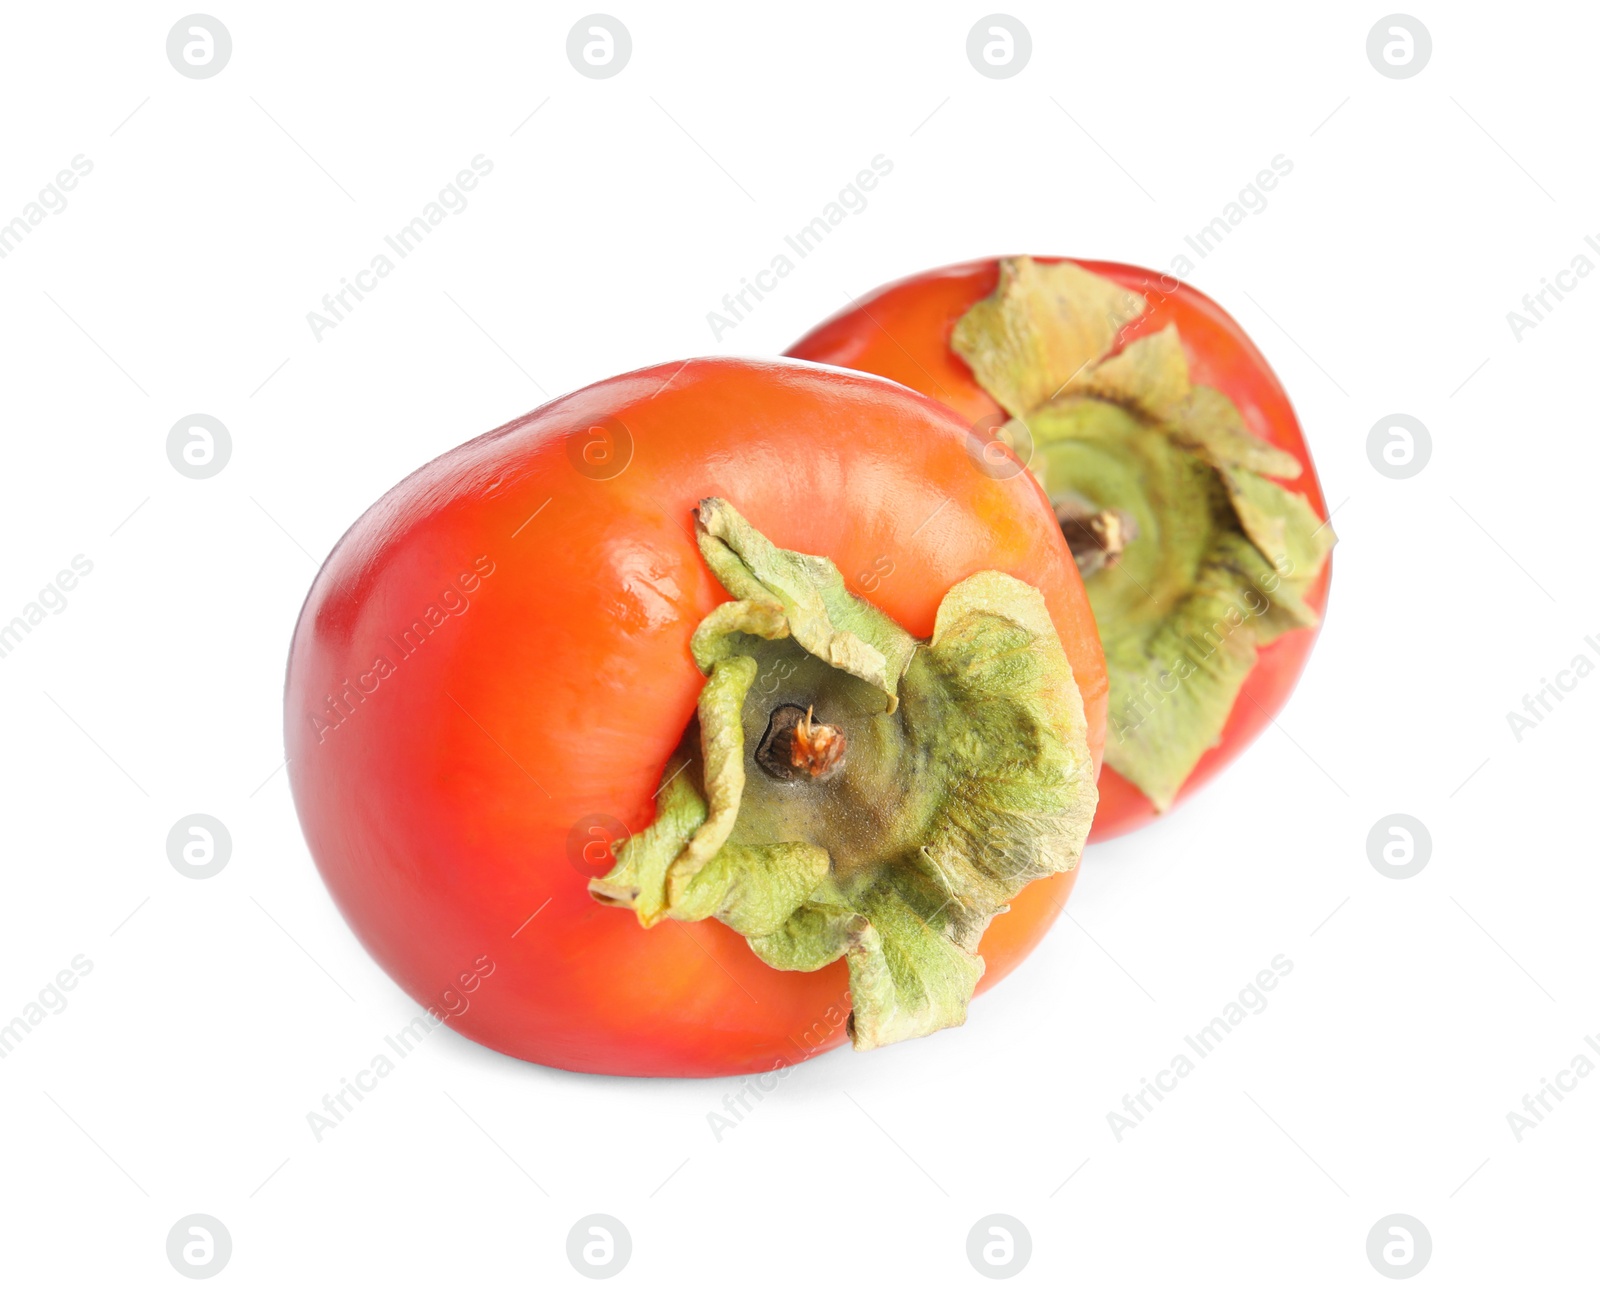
<box><xmin>285</xmin><ymin>359</ymin><xmax>1107</xmax><ymax>1077</ymax></box>
<box><xmin>789</xmin><ymin>259</ymin><xmax>1331</xmax><ymax>841</ymax></box>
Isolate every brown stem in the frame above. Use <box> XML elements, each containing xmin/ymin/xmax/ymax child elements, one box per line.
<box><xmin>1055</xmin><ymin>500</ymin><xmax>1137</xmax><ymax>577</ymax></box>
<box><xmin>756</xmin><ymin>704</ymin><xmax>848</xmax><ymax>781</ymax></box>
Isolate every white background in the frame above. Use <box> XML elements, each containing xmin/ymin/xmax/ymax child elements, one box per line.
<box><xmin>1</xmin><ymin>1</ymin><xmax>1595</xmax><ymax>1288</ymax></box>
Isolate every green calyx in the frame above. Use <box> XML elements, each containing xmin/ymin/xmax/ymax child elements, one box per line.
<box><xmin>589</xmin><ymin>498</ymin><xmax>1097</xmax><ymax>1050</ymax></box>
<box><xmin>952</xmin><ymin>257</ymin><xmax>1335</xmax><ymax>811</ymax></box>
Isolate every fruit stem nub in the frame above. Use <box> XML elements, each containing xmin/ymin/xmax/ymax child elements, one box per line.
<box><xmin>755</xmin><ymin>703</ymin><xmax>847</xmax><ymax>781</ymax></box>
<box><xmin>1055</xmin><ymin>499</ymin><xmax>1137</xmax><ymax>577</ymax></box>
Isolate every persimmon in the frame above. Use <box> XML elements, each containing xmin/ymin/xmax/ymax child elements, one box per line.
<box><xmin>286</xmin><ymin>358</ymin><xmax>1105</xmax><ymax>1077</ymax></box>
<box><xmin>790</xmin><ymin>258</ymin><xmax>1334</xmax><ymax>839</ymax></box>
